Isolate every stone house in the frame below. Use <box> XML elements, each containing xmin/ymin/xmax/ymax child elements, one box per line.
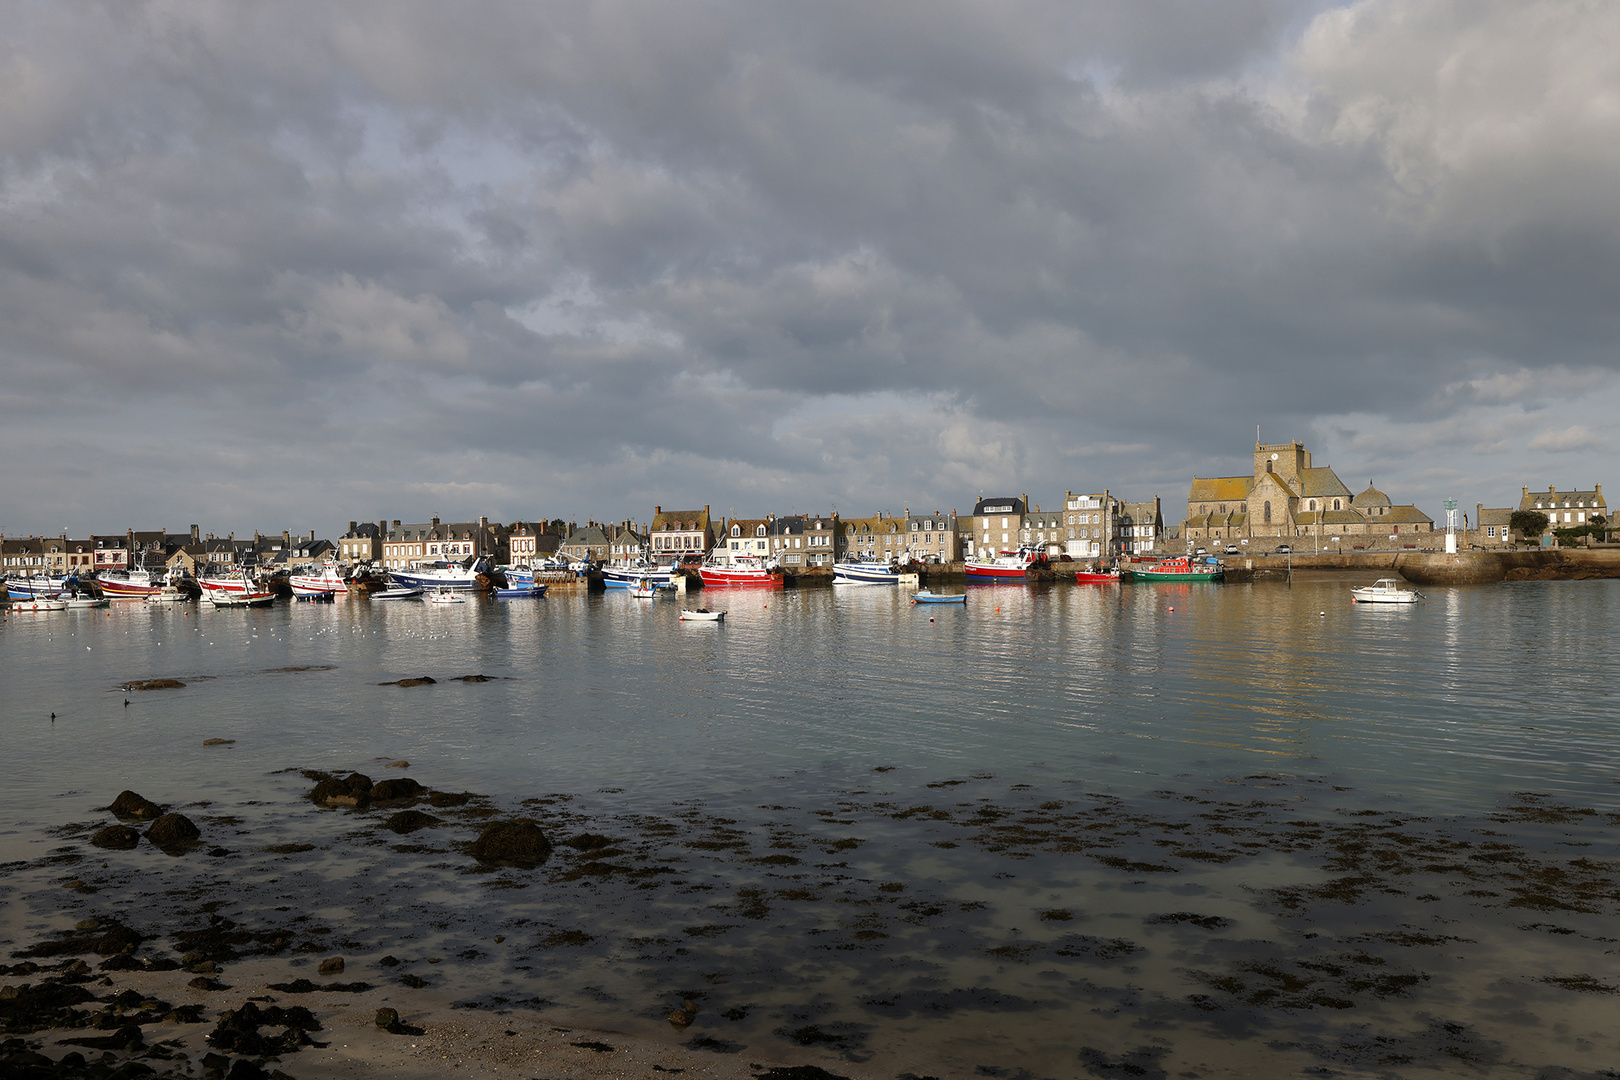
<box><xmin>839</xmin><ymin>513</ymin><xmax>907</xmax><ymax>562</ymax></box>
<box><xmin>967</xmin><ymin>495</ymin><xmax>1027</xmax><ymax>559</ymax></box>
<box><xmin>1062</xmin><ymin>491</ymin><xmax>1122</xmax><ymax>558</ymax></box>
<box><xmin>1519</xmin><ymin>485</ymin><xmax>1606</xmax><ymax>530</ymax></box>
<box><xmin>560</xmin><ymin>522</ymin><xmax>613</xmax><ymax>563</ymax></box>
<box><xmin>716</xmin><ymin>518</ymin><xmax>772</xmax><ymax>565</ymax></box>
<box><xmin>1021</xmin><ymin>507</ymin><xmax>1067</xmax><ymax>558</ymax></box>
<box><xmin>903</xmin><ymin>510</ymin><xmax>958</xmax><ymax>563</ymax></box>
<box><xmin>650</xmin><ymin>506</ymin><xmax>714</xmax><ymax>562</ymax></box>
<box><xmin>507</xmin><ymin>521</ymin><xmax>561</xmax><ymax>567</ymax></box>
<box><xmin>338</xmin><ymin>522</ymin><xmax>383</xmax><ymax>565</ymax></box>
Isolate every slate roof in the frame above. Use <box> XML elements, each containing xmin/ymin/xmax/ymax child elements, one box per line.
<box><xmin>1478</xmin><ymin>507</ymin><xmax>1513</xmax><ymax>526</ymax></box>
<box><xmin>1298</xmin><ymin>467</ymin><xmax>1353</xmax><ymax>499</ymax></box>
<box><xmin>1384</xmin><ymin>505</ymin><xmax>1434</xmax><ymax>525</ymax></box>
<box><xmin>971</xmin><ymin>496</ymin><xmax>1026</xmax><ymax>516</ymax></box>
<box><xmin>1519</xmin><ymin>487</ymin><xmax>1606</xmax><ymax>511</ymax></box>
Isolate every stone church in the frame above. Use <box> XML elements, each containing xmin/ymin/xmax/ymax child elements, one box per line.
<box><xmin>1183</xmin><ymin>441</ymin><xmax>1432</xmax><ymax>544</ymax></box>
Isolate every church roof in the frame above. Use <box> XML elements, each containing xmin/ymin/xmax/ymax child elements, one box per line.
<box><xmin>1298</xmin><ymin>467</ymin><xmax>1353</xmax><ymax>499</ymax></box>
<box><xmin>1188</xmin><ymin>476</ymin><xmax>1252</xmax><ymax>503</ymax></box>
<box><xmin>1384</xmin><ymin>505</ymin><xmax>1433</xmax><ymax>524</ymax></box>
<box><xmin>1353</xmin><ymin>483</ymin><xmax>1392</xmax><ymax>508</ymax></box>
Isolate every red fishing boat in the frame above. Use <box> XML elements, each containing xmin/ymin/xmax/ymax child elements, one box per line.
<box><xmin>964</xmin><ymin>547</ymin><xmax>1038</xmax><ymax>580</ymax></box>
<box><xmin>698</xmin><ymin>555</ymin><xmax>784</xmax><ymax>588</ymax></box>
<box><xmin>1074</xmin><ymin>566</ymin><xmax>1122</xmax><ymax>583</ymax></box>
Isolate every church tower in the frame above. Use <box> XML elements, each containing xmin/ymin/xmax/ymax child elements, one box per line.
<box><xmin>1253</xmin><ymin>441</ymin><xmax>1310</xmax><ymax>486</ymax></box>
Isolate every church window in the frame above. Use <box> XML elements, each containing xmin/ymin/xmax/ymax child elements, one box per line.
<box><xmin>1334</xmin><ymin>499</ymin><xmax>1341</xmax><ymax>510</ymax></box>
<box><xmin>1308</xmin><ymin>500</ymin><xmax>1315</xmax><ymax>511</ymax></box>
<box><xmin>1264</xmin><ymin>501</ymin><xmax>1272</xmax><ymax>524</ymax></box>
<box><xmin>1266</xmin><ymin>461</ymin><xmax>1273</xmax><ymax>473</ymax></box>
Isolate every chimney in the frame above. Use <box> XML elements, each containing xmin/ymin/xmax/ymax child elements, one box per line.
<box><xmin>190</xmin><ymin>524</ymin><xmax>199</xmax><ymax>543</ymax></box>
<box><xmin>431</xmin><ymin>515</ymin><xmax>440</xmax><ymax>526</ymax></box>
<box><xmin>349</xmin><ymin>521</ymin><xmax>357</xmax><ymax>533</ymax></box>
<box><xmin>392</xmin><ymin>520</ymin><xmax>401</xmax><ymax>531</ymax></box>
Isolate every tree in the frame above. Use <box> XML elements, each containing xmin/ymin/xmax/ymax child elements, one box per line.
<box><xmin>1510</xmin><ymin>510</ymin><xmax>1549</xmax><ymax>540</ymax></box>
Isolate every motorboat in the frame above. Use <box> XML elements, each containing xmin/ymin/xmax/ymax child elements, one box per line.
<box><xmin>912</xmin><ymin>590</ymin><xmax>966</xmax><ymax>604</ymax></box>
<box><xmin>63</xmin><ymin>594</ymin><xmax>109</xmax><ymax>609</ymax></box>
<box><xmin>146</xmin><ymin>586</ymin><xmax>189</xmax><ymax>604</ymax></box>
<box><xmin>1074</xmin><ymin>566</ymin><xmax>1122</xmax><ymax>583</ymax></box>
<box><xmin>833</xmin><ymin>559</ymin><xmax>902</xmax><ymax>585</ymax></box>
<box><xmin>9</xmin><ymin>596</ymin><xmax>67</xmax><ymax>611</ymax></box>
<box><xmin>629</xmin><ymin>579</ymin><xmax>661</xmax><ymax>598</ymax></box>
<box><xmin>494</xmin><ymin>583</ymin><xmax>548</xmax><ymax>599</ymax></box>
<box><xmin>679</xmin><ymin>608</ymin><xmax>726</xmax><ymax>621</ymax></box>
<box><xmin>427</xmin><ymin>587</ymin><xmax>466</xmax><ymax>604</ymax></box>
<box><xmin>373</xmin><ymin>586</ymin><xmax>424</xmax><ymax>601</ymax></box>
<box><xmin>1351</xmin><ymin>579</ymin><xmax>1422</xmax><ymax>604</ymax></box>
<box><xmin>206</xmin><ymin>588</ymin><xmax>275</xmax><ymax>608</ymax></box>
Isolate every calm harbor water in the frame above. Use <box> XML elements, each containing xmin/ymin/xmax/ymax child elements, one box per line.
<box><xmin>4</xmin><ymin>577</ymin><xmax>1619</xmax><ymax>1077</ymax></box>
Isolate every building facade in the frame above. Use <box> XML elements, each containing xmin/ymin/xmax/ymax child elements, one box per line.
<box><xmin>903</xmin><ymin>510</ymin><xmax>958</xmax><ymax>562</ymax></box>
<box><xmin>650</xmin><ymin>506</ymin><xmax>714</xmax><ymax>562</ymax></box>
<box><xmin>1519</xmin><ymin>485</ymin><xmax>1606</xmax><ymax>529</ymax></box>
<box><xmin>967</xmin><ymin>495</ymin><xmax>1027</xmax><ymax>558</ymax></box>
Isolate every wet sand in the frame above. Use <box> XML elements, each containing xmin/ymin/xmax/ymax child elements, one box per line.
<box><xmin>5</xmin><ymin>765</ymin><xmax>1620</xmax><ymax>1079</ymax></box>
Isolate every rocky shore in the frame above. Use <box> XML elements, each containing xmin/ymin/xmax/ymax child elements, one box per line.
<box><xmin>6</xmin><ymin>765</ymin><xmax>1620</xmax><ymax>1079</ymax></box>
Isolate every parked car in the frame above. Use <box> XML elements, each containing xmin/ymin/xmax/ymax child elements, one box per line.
<box><xmin>1194</xmin><ymin>547</ymin><xmax>1208</xmax><ymax>555</ymax></box>
<box><xmin>1275</xmin><ymin>544</ymin><xmax>1292</xmax><ymax>554</ymax></box>
<box><xmin>1224</xmin><ymin>545</ymin><xmax>1240</xmax><ymax>555</ymax></box>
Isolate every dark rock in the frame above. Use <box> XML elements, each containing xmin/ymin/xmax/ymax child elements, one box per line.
<box><xmin>455</xmin><ymin>674</ymin><xmax>491</xmax><ymax>682</ymax></box>
<box><xmin>91</xmin><ymin>825</ymin><xmax>141</xmax><ymax>850</ymax></box>
<box><xmin>207</xmin><ymin>1001</ymin><xmax>321</xmax><ymax>1057</ymax></box>
<box><xmin>427</xmin><ymin>792</ymin><xmax>470</xmax><ymax>808</ymax></box>
<box><xmin>98</xmin><ymin>954</ymin><xmax>144</xmax><ymax>971</ymax></box>
<box><xmin>400</xmin><ymin>974</ymin><xmax>427</xmax><ymax>988</ymax></box>
<box><xmin>317</xmin><ymin>956</ymin><xmax>344</xmax><ymax>975</ymax></box>
<box><xmin>128</xmin><ymin>679</ymin><xmax>186</xmax><ymax>690</ymax></box>
<box><xmin>309</xmin><ymin>776</ymin><xmax>369</xmax><ymax>809</ymax></box>
<box><xmin>381</xmin><ymin>677</ymin><xmax>436</xmax><ymax>687</ymax></box>
<box><xmin>469</xmin><ymin>820</ymin><xmax>552</xmax><ymax>868</ymax></box>
<box><xmin>108</xmin><ymin>791</ymin><xmax>163</xmax><ymax>820</ymax></box>
<box><xmin>0</xmin><ymin>982</ymin><xmax>97</xmax><ymax>1032</ymax></box>
<box><xmin>17</xmin><ymin>921</ymin><xmax>142</xmax><ymax>958</ymax></box>
<box><xmin>189</xmin><ymin>977</ymin><xmax>227</xmax><ymax>991</ymax></box>
<box><xmin>374</xmin><ymin>1007</ymin><xmax>399</xmax><ymax>1028</ymax></box>
<box><xmin>377</xmin><ymin>955</ymin><xmax>400</xmax><ymax>967</ymax></box>
<box><xmin>226</xmin><ymin>1059</ymin><xmax>268</xmax><ymax>1080</ymax></box>
<box><xmin>201</xmin><ymin>1052</ymin><xmax>231</xmax><ymax>1075</ymax></box>
<box><xmin>383</xmin><ymin>810</ymin><xmax>444</xmax><ymax>835</ymax></box>
<box><xmin>147</xmin><ymin>813</ymin><xmax>201</xmax><ymax>849</ymax></box>
<box><xmin>369</xmin><ymin>778</ymin><xmax>423</xmax><ymax>802</ymax></box>
<box><xmin>343</xmin><ymin>773</ymin><xmax>374</xmax><ymax>796</ymax></box>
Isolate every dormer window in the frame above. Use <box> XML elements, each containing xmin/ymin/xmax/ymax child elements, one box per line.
<box><xmin>731</xmin><ymin>525</ymin><xmax>740</xmax><ymax>537</ymax></box>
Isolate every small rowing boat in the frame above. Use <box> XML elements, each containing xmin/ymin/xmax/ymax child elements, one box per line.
<box><xmin>912</xmin><ymin>590</ymin><xmax>966</xmax><ymax>605</ymax></box>
<box><xmin>679</xmin><ymin>608</ymin><xmax>726</xmax><ymax>621</ymax></box>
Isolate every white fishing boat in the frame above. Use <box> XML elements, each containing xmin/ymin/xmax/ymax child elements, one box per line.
<box><xmin>629</xmin><ymin>579</ymin><xmax>661</xmax><ymax>598</ymax></box>
<box><xmin>289</xmin><ymin>562</ymin><xmax>346</xmax><ymax>598</ymax></box>
<box><xmin>204</xmin><ymin>571</ymin><xmax>275</xmax><ymax>607</ymax></box>
<box><xmin>832</xmin><ymin>559</ymin><xmax>902</xmax><ymax>585</ymax></box>
<box><xmin>4</xmin><ymin>574</ymin><xmax>66</xmax><ymax>599</ymax></box>
<box><xmin>427</xmin><ymin>587</ymin><xmax>466</xmax><ymax>604</ymax></box>
<box><xmin>63</xmin><ymin>594</ymin><xmax>110</xmax><ymax>609</ymax></box>
<box><xmin>1351</xmin><ymin>579</ymin><xmax>1423</xmax><ymax>604</ymax></box>
<box><xmin>388</xmin><ymin>562</ymin><xmax>480</xmax><ymax>591</ymax></box>
<box><xmin>146</xmin><ymin>586</ymin><xmax>189</xmax><ymax>604</ymax></box>
<box><xmin>679</xmin><ymin>608</ymin><xmax>726</xmax><ymax>621</ymax></box>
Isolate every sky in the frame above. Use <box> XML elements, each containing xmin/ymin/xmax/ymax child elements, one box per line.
<box><xmin>2</xmin><ymin>0</ymin><xmax>1617</xmax><ymax>541</ymax></box>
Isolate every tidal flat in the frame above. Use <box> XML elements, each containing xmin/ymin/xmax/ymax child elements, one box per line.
<box><xmin>4</xmin><ymin>581</ymin><xmax>1619</xmax><ymax>1076</ymax></box>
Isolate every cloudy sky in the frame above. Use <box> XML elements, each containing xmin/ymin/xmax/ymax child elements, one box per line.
<box><xmin>2</xmin><ymin>0</ymin><xmax>1617</xmax><ymax>540</ymax></box>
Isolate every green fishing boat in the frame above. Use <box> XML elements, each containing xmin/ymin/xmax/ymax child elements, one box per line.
<box><xmin>1122</xmin><ymin>556</ymin><xmax>1225</xmax><ymax>582</ymax></box>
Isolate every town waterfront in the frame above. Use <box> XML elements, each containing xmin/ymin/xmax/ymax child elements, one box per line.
<box><xmin>4</xmin><ymin>578</ymin><xmax>1620</xmax><ymax>1077</ymax></box>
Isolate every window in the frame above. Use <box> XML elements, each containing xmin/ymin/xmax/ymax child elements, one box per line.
<box><xmin>1264</xmin><ymin>501</ymin><xmax>1272</xmax><ymax>524</ymax></box>
<box><xmin>1334</xmin><ymin>499</ymin><xmax>1341</xmax><ymax>511</ymax></box>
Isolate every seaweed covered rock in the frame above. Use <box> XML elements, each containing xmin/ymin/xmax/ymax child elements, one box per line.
<box><xmin>107</xmin><ymin>791</ymin><xmax>163</xmax><ymax>820</ymax></box>
<box><xmin>207</xmin><ymin>1000</ymin><xmax>321</xmax><ymax>1057</ymax></box>
<box><xmin>17</xmin><ymin>920</ymin><xmax>143</xmax><ymax>958</ymax></box>
<box><xmin>384</xmin><ymin>810</ymin><xmax>444</xmax><ymax>835</ymax></box>
<box><xmin>369</xmin><ymin>777</ymin><xmax>422</xmax><ymax>802</ymax></box>
<box><xmin>309</xmin><ymin>772</ymin><xmax>372</xmax><ymax>808</ymax></box>
<box><xmin>91</xmin><ymin>825</ymin><xmax>141</xmax><ymax>850</ymax></box>
<box><xmin>147</xmin><ymin>813</ymin><xmax>201</xmax><ymax>850</ymax></box>
<box><xmin>469</xmin><ymin>820</ymin><xmax>552</xmax><ymax>868</ymax></box>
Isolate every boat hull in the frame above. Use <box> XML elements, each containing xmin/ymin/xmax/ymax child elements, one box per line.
<box><xmin>698</xmin><ymin>568</ymin><xmax>783</xmax><ymax>588</ymax></box>
<box><xmin>1074</xmin><ymin>571</ymin><xmax>1121</xmax><ymax>583</ymax></box>
<box><xmin>912</xmin><ymin>591</ymin><xmax>966</xmax><ymax>604</ymax></box>
<box><xmin>1124</xmin><ymin>569</ymin><xmax>1224</xmax><ymax>582</ymax></box>
<box><xmin>964</xmin><ymin>563</ymin><xmax>1028</xmax><ymax>580</ymax></box>
<box><xmin>494</xmin><ymin>585</ymin><xmax>548</xmax><ymax>598</ymax></box>
<box><xmin>388</xmin><ymin>568</ymin><xmax>479</xmax><ymax>591</ymax></box>
<box><xmin>5</xmin><ymin>576</ymin><xmax>66</xmax><ymax>598</ymax></box>
<box><xmin>833</xmin><ymin>562</ymin><xmax>901</xmax><ymax>584</ymax></box>
<box><xmin>602</xmin><ymin>566</ymin><xmax>675</xmax><ymax>588</ymax></box>
<box><xmin>98</xmin><ymin>578</ymin><xmax>161</xmax><ymax>597</ymax></box>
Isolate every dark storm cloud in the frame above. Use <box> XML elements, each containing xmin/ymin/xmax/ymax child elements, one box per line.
<box><xmin>2</xmin><ymin>0</ymin><xmax>1617</xmax><ymax>537</ymax></box>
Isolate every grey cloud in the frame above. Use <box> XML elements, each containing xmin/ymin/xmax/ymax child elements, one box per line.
<box><xmin>2</xmin><ymin>0</ymin><xmax>1618</xmax><ymax>538</ymax></box>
